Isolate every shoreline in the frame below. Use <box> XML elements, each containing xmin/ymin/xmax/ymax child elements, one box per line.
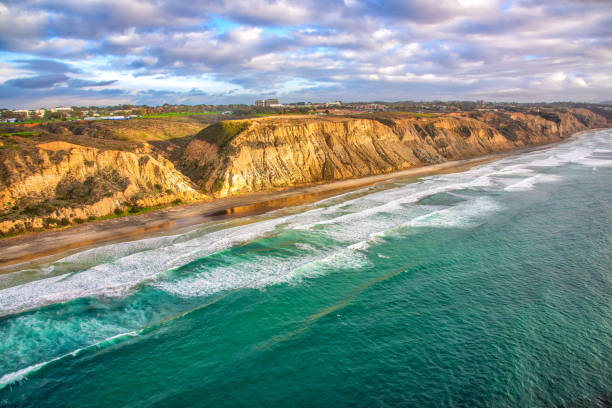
<box><xmin>0</xmin><ymin>133</ymin><xmax>596</xmax><ymax>271</ymax></box>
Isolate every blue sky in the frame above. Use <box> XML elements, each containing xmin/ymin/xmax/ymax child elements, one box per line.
<box><xmin>0</xmin><ymin>0</ymin><xmax>610</xmax><ymax>108</ymax></box>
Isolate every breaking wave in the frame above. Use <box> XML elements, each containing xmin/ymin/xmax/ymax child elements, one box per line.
<box><xmin>0</xmin><ymin>129</ymin><xmax>610</xmax><ymax>388</ymax></box>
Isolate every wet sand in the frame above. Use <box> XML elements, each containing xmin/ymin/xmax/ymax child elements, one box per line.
<box><xmin>0</xmin><ymin>140</ymin><xmax>578</xmax><ymax>271</ymax></box>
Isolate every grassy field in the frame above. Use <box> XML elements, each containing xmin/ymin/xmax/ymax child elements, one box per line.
<box><xmin>138</xmin><ymin>111</ymin><xmax>219</xmax><ymax>119</ymax></box>
<box><xmin>0</xmin><ymin>131</ymin><xmax>37</xmax><ymax>137</ymax></box>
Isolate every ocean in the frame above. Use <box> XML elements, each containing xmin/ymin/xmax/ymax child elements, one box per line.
<box><xmin>0</xmin><ymin>129</ymin><xmax>610</xmax><ymax>407</ymax></box>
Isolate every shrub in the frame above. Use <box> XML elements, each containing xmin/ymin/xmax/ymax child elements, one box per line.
<box><xmin>536</xmin><ymin>111</ymin><xmax>561</xmax><ymax>124</ymax></box>
<box><xmin>499</xmin><ymin>126</ymin><xmax>518</xmax><ymax>141</ymax></box>
<box><xmin>424</xmin><ymin>123</ymin><xmax>437</xmax><ymax>136</ymax></box>
<box><xmin>87</xmin><ymin>215</ymin><xmax>96</xmax><ymax>221</ymax></box>
<box><xmin>455</xmin><ymin>126</ymin><xmax>471</xmax><ymax>138</ymax></box>
<box><xmin>153</xmin><ymin>183</ymin><xmax>163</xmax><ymax>191</ymax></box>
<box><xmin>220</xmin><ymin>144</ymin><xmax>238</xmax><ymax>156</ymax></box>
<box><xmin>74</xmin><ymin>217</ymin><xmax>85</xmax><ymax>224</ymax></box>
<box><xmin>23</xmin><ymin>203</ymin><xmax>55</xmax><ymax>216</ymax></box>
<box><xmin>372</xmin><ymin>117</ymin><xmax>395</xmax><ymax>127</ymax></box>
<box><xmin>59</xmin><ymin>218</ymin><xmax>70</xmax><ymax>226</ymax></box>
<box><xmin>172</xmin><ymin>198</ymin><xmax>183</xmax><ymax>205</ymax></box>
<box><xmin>114</xmin><ymin>208</ymin><xmax>124</xmax><ymax>215</ymax></box>
<box><xmin>196</xmin><ymin>121</ymin><xmax>250</xmax><ymax>151</ymax></box>
<box><xmin>211</xmin><ymin>178</ymin><xmax>224</xmax><ymax>193</ymax></box>
<box><xmin>321</xmin><ymin>160</ymin><xmax>335</xmax><ymax>180</ymax></box>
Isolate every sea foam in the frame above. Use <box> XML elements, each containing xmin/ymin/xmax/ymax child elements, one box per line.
<box><xmin>1</xmin><ymin>130</ymin><xmax>609</xmax><ymax>317</ymax></box>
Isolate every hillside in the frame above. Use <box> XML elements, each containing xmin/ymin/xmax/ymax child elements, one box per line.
<box><xmin>179</xmin><ymin>108</ymin><xmax>607</xmax><ymax>196</ymax></box>
<box><xmin>0</xmin><ymin>108</ymin><xmax>608</xmax><ymax>236</ymax></box>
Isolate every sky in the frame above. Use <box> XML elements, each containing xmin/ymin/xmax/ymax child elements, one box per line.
<box><xmin>0</xmin><ymin>0</ymin><xmax>610</xmax><ymax>109</ymax></box>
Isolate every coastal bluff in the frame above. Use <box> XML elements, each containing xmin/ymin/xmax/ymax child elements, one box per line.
<box><xmin>181</xmin><ymin>109</ymin><xmax>608</xmax><ymax>196</ymax></box>
<box><xmin>0</xmin><ymin>108</ymin><xmax>609</xmax><ymax>235</ymax></box>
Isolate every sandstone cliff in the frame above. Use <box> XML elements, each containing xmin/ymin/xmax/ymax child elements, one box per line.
<box><xmin>0</xmin><ymin>108</ymin><xmax>608</xmax><ymax>235</ymax></box>
<box><xmin>0</xmin><ymin>139</ymin><xmax>205</xmax><ymax>234</ymax></box>
<box><xmin>180</xmin><ymin>108</ymin><xmax>608</xmax><ymax>197</ymax></box>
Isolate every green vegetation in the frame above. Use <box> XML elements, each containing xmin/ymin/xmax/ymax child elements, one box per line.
<box><xmin>372</xmin><ymin>117</ymin><xmax>396</xmax><ymax>127</ymax></box>
<box><xmin>0</xmin><ymin>131</ymin><xmax>37</xmax><ymax>150</ymax></box>
<box><xmin>455</xmin><ymin>125</ymin><xmax>472</xmax><ymax>138</ymax></box>
<box><xmin>252</xmin><ymin>112</ymin><xmax>306</xmax><ymax>117</ymax></box>
<box><xmin>535</xmin><ymin>111</ymin><xmax>561</xmax><ymax>124</ymax></box>
<box><xmin>0</xmin><ymin>139</ymin><xmax>19</xmax><ymax>150</ymax></box>
<box><xmin>321</xmin><ymin>160</ymin><xmax>335</xmax><ymax>180</ymax></box>
<box><xmin>211</xmin><ymin>178</ymin><xmax>225</xmax><ymax>193</ymax></box>
<box><xmin>365</xmin><ymin>111</ymin><xmax>438</xmax><ymax>118</ymax></box>
<box><xmin>349</xmin><ymin>112</ymin><xmax>438</xmax><ymax>127</ymax></box>
<box><xmin>1</xmin><ymin>131</ymin><xmax>37</xmax><ymax>137</ymax></box>
<box><xmin>407</xmin><ymin>112</ymin><xmax>438</xmax><ymax>118</ymax></box>
<box><xmin>139</xmin><ymin>112</ymin><xmax>218</xmax><ymax>119</ymax></box>
<box><xmin>197</xmin><ymin>120</ymin><xmax>251</xmax><ymax>148</ymax></box>
<box><xmin>23</xmin><ymin>203</ymin><xmax>57</xmax><ymax>216</ymax></box>
<box><xmin>499</xmin><ymin>125</ymin><xmax>519</xmax><ymax>141</ymax></box>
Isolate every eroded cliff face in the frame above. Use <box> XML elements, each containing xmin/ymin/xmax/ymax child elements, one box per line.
<box><xmin>180</xmin><ymin>109</ymin><xmax>608</xmax><ymax>197</ymax></box>
<box><xmin>0</xmin><ymin>141</ymin><xmax>205</xmax><ymax>234</ymax></box>
<box><xmin>0</xmin><ymin>108</ymin><xmax>608</xmax><ymax>235</ymax></box>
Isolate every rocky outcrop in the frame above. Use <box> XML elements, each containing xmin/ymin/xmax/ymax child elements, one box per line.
<box><xmin>0</xmin><ymin>108</ymin><xmax>608</xmax><ymax>235</ymax></box>
<box><xmin>0</xmin><ymin>141</ymin><xmax>206</xmax><ymax>234</ymax></box>
<box><xmin>180</xmin><ymin>109</ymin><xmax>608</xmax><ymax>197</ymax></box>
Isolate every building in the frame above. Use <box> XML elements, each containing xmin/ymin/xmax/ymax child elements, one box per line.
<box><xmin>256</xmin><ymin>98</ymin><xmax>280</xmax><ymax>107</ymax></box>
<box><xmin>13</xmin><ymin>109</ymin><xmax>30</xmax><ymax>117</ymax></box>
<box><xmin>50</xmin><ymin>107</ymin><xmax>72</xmax><ymax>113</ymax></box>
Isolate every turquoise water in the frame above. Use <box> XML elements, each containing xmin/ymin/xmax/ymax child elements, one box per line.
<box><xmin>1</xmin><ymin>130</ymin><xmax>611</xmax><ymax>407</ymax></box>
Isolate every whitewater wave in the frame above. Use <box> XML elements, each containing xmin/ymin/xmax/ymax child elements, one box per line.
<box><xmin>0</xmin><ymin>216</ymin><xmax>291</xmax><ymax>316</ymax></box>
<box><xmin>0</xmin><ymin>130</ymin><xmax>609</xmax><ymax>318</ymax></box>
<box><xmin>0</xmin><ymin>329</ymin><xmax>140</xmax><ymax>390</ymax></box>
<box><xmin>0</xmin><ymin>129</ymin><xmax>610</xmax><ymax>389</ymax></box>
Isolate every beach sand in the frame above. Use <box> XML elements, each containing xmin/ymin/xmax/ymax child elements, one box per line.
<box><xmin>0</xmin><ymin>139</ymin><xmax>578</xmax><ymax>271</ymax></box>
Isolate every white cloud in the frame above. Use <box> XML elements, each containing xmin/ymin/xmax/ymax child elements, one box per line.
<box><xmin>0</xmin><ymin>0</ymin><xmax>611</xmax><ymax>107</ymax></box>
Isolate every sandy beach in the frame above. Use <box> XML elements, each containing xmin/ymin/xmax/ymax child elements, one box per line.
<box><xmin>0</xmin><ymin>139</ymin><xmax>582</xmax><ymax>271</ymax></box>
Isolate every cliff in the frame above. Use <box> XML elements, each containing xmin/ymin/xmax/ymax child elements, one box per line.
<box><xmin>180</xmin><ymin>108</ymin><xmax>608</xmax><ymax>197</ymax></box>
<box><xmin>0</xmin><ymin>138</ymin><xmax>205</xmax><ymax>234</ymax></box>
<box><xmin>0</xmin><ymin>108</ymin><xmax>608</xmax><ymax>235</ymax></box>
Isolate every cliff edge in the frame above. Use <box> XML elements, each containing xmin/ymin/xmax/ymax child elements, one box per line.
<box><xmin>0</xmin><ymin>108</ymin><xmax>608</xmax><ymax>235</ymax></box>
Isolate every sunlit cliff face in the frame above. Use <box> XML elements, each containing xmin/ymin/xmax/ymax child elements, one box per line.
<box><xmin>2</xmin><ymin>108</ymin><xmax>606</xmax><ymax>235</ymax></box>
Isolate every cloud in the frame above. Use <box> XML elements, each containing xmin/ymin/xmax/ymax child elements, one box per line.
<box><xmin>13</xmin><ymin>59</ymin><xmax>78</xmax><ymax>74</ymax></box>
<box><xmin>67</xmin><ymin>78</ymin><xmax>118</xmax><ymax>88</ymax></box>
<box><xmin>5</xmin><ymin>74</ymin><xmax>68</xmax><ymax>89</ymax></box>
<box><xmin>0</xmin><ymin>0</ymin><xmax>610</xmax><ymax>108</ymax></box>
